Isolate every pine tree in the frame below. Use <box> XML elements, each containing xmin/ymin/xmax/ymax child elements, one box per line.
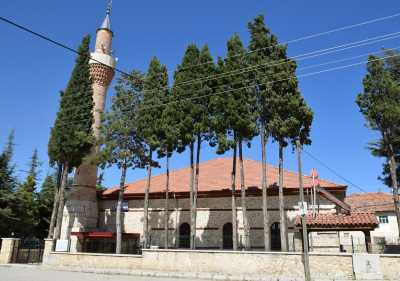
<box><xmin>97</xmin><ymin>70</ymin><xmax>148</xmax><ymax>254</ymax></box>
<box><xmin>0</xmin><ymin>130</ymin><xmax>18</xmax><ymax>237</ymax></box>
<box><xmin>357</xmin><ymin>54</ymin><xmax>400</xmax><ymax>238</ymax></box>
<box><xmin>137</xmin><ymin>57</ymin><xmax>166</xmax><ymax>248</ymax></box>
<box><xmin>210</xmin><ymin>34</ymin><xmax>258</xmax><ymax>250</ymax></box>
<box><xmin>15</xmin><ymin>149</ymin><xmax>41</xmax><ymax>237</ymax></box>
<box><xmin>248</xmin><ymin>15</ymin><xmax>282</xmax><ymax>251</ymax></box>
<box><xmin>36</xmin><ymin>174</ymin><xmax>57</xmax><ymax>238</ymax></box>
<box><xmin>48</xmin><ymin>35</ymin><xmax>94</xmax><ymax>240</ymax></box>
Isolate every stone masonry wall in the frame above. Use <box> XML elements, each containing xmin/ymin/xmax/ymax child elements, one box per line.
<box><xmin>98</xmin><ymin>195</ymin><xmax>336</xmax><ymax>250</ymax></box>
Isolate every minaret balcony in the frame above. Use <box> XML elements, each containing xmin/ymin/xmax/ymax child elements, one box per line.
<box><xmin>89</xmin><ymin>52</ymin><xmax>116</xmax><ymax>68</ymax></box>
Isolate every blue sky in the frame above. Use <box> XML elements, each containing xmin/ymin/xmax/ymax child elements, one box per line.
<box><xmin>1</xmin><ymin>0</ymin><xmax>400</xmax><ymax>194</ymax></box>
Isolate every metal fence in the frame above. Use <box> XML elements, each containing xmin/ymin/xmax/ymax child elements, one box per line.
<box><xmin>11</xmin><ymin>239</ymin><xmax>44</xmax><ymax>264</ymax></box>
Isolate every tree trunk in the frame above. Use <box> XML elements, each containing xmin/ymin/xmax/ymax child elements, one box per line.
<box><xmin>116</xmin><ymin>163</ymin><xmax>127</xmax><ymax>254</ymax></box>
<box><xmin>48</xmin><ymin>164</ymin><xmax>62</xmax><ymax>239</ymax></box>
<box><xmin>53</xmin><ymin>161</ymin><xmax>69</xmax><ymax>240</ymax></box>
<box><xmin>296</xmin><ymin>140</ymin><xmax>311</xmax><ymax>281</ymax></box>
<box><xmin>143</xmin><ymin>150</ymin><xmax>153</xmax><ymax>248</ymax></box>
<box><xmin>231</xmin><ymin>141</ymin><xmax>238</xmax><ymax>250</ymax></box>
<box><xmin>239</xmin><ymin>141</ymin><xmax>250</xmax><ymax>250</ymax></box>
<box><xmin>164</xmin><ymin>154</ymin><xmax>170</xmax><ymax>249</ymax></box>
<box><xmin>193</xmin><ymin>134</ymin><xmax>202</xmax><ymax>249</ymax></box>
<box><xmin>260</xmin><ymin>128</ymin><xmax>270</xmax><ymax>251</ymax></box>
<box><xmin>278</xmin><ymin>144</ymin><xmax>288</xmax><ymax>251</ymax></box>
<box><xmin>386</xmin><ymin>133</ymin><xmax>400</xmax><ymax>239</ymax></box>
<box><xmin>189</xmin><ymin>142</ymin><xmax>195</xmax><ymax>249</ymax></box>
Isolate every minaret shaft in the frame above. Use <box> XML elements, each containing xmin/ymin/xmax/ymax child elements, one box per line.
<box><xmin>60</xmin><ymin>5</ymin><xmax>116</xmax><ymax>244</ymax></box>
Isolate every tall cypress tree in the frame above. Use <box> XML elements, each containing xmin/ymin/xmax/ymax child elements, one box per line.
<box><xmin>248</xmin><ymin>15</ymin><xmax>282</xmax><ymax>251</ymax></box>
<box><xmin>137</xmin><ymin>57</ymin><xmax>166</xmax><ymax>248</ymax></box>
<box><xmin>268</xmin><ymin>42</ymin><xmax>301</xmax><ymax>251</ymax></box>
<box><xmin>158</xmin><ymin>88</ymin><xmax>179</xmax><ymax>249</ymax></box>
<box><xmin>193</xmin><ymin>45</ymin><xmax>216</xmax><ymax>247</ymax></box>
<box><xmin>48</xmin><ymin>35</ymin><xmax>94</xmax><ymax>239</ymax></box>
<box><xmin>211</xmin><ymin>34</ymin><xmax>257</xmax><ymax>250</ymax></box>
<box><xmin>173</xmin><ymin>44</ymin><xmax>201</xmax><ymax>249</ymax></box>
<box><xmin>154</xmin><ymin>64</ymin><xmax>172</xmax><ymax>250</ymax></box>
<box><xmin>172</xmin><ymin>43</ymin><xmax>216</xmax><ymax>248</ymax></box>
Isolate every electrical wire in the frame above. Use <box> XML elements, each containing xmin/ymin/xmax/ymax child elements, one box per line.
<box><xmin>53</xmin><ymin>51</ymin><xmax>400</xmax><ymax>125</ymax></box>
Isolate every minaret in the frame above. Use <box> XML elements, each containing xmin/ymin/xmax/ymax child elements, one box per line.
<box><xmin>74</xmin><ymin>1</ymin><xmax>116</xmax><ymax>187</ymax></box>
<box><xmin>61</xmin><ymin>1</ymin><xmax>116</xmax><ymax>244</ymax></box>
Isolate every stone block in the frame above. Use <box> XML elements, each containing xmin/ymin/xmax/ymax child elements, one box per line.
<box><xmin>0</xmin><ymin>238</ymin><xmax>19</xmax><ymax>264</ymax></box>
<box><xmin>352</xmin><ymin>253</ymin><xmax>383</xmax><ymax>280</ymax></box>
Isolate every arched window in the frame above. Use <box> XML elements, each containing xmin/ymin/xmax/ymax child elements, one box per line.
<box><xmin>222</xmin><ymin>223</ymin><xmax>233</xmax><ymax>249</ymax></box>
<box><xmin>270</xmin><ymin>222</ymin><xmax>281</xmax><ymax>251</ymax></box>
<box><xmin>179</xmin><ymin>223</ymin><xmax>190</xmax><ymax>248</ymax></box>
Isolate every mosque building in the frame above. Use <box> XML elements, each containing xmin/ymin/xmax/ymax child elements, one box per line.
<box><xmin>59</xmin><ymin>2</ymin><xmax>378</xmax><ymax>254</ymax></box>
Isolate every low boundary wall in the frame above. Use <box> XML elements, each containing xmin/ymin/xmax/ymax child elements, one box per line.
<box><xmin>37</xmin><ymin>248</ymin><xmax>400</xmax><ymax>280</ymax></box>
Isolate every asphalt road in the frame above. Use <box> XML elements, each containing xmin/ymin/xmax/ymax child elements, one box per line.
<box><xmin>0</xmin><ymin>265</ymin><xmax>210</xmax><ymax>281</ymax></box>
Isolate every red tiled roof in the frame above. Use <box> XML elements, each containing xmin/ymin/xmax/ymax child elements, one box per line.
<box><xmin>345</xmin><ymin>192</ymin><xmax>395</xmax><ymax>212</ymax></box>
<box><xmin>102</xmin><ymin>157</ymin><xmax>346</xmax><ymax>197</ymax></box>
<box><xmin>296</xmin><ymin>213</ymin><xmax>378</xmax><ymax>230</ymax></box>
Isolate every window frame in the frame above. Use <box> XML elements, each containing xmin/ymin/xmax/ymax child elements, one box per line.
<box><xmin>378</xmin><ymin>215</ymin><xmax>389</xmax><ymax>224</ymax></box>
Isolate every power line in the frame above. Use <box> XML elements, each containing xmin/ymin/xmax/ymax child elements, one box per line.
<box><xmin>297</xmin><ymin>46</ymin><xmax>400</xmax><ymax>72</ymax></box>
<box><xmin>140</xmin><ymin>52</ymin><xmax>400</xmax><ymax>111</ymax></box>
<box><xmin>121</xmin><ymin>31</ymin><xmax>400</xmax><ymax>97</ymax></box>
<box><xmin>2</xmin><ymin>15</ymin><xmax>400</xmax><ymax>95</ymax></box>
<box><xmin>160</xmin><ymin>32</ymin><xmax>400</xmax><ymax>92</ymax></box>
<box><xmin>0</xmin><ymin>16</ymin><xmax>132</xmax><ymax>78</ymax></box>
<box><xmin>56</xmin><ymin>51</ymin><xmax>400</xmax><ymax>125</ymax></box>
<box><xmin>302</xmin><ymin>149</ymin><xmax>368</xmax><ymax>193</ymax></box>
<box><xmin>172</xmin><ymin>12</ymin><xmax>400</xmax><ymax>73</ymax></box>
<box><xmin>150</xmin><ymin>42</ymin><xmax>400</xmax><ymax>105</ymax></box>
<box><xmin>168</xmin><ymin>45</ymin><xmax>400</xmax><ymax>104</ymax></box>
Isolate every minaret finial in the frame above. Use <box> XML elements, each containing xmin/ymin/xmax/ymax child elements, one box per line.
<box><xmin>106</xmin><ymin>0</ymin><xmax>112</xmax><ymax>16</ymax></box>
<box><xmin>100</xmin><ymin>0</ymin><xmax>112</xmax><ymax>30</ymax></box>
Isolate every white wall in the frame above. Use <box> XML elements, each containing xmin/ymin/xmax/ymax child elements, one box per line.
<box><xmin>340</xmin><ymin>211</ymin><xmax>399</xmax><ymax>251</ymax></box>
<box><xmin>373</xmin><ymin>212</ymin><xmax>399</xmax><ymax>243</ymax></box>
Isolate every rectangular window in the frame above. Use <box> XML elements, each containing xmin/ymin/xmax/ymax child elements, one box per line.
<box><xmin>379</xmin><ymin>215</ymin><xmax>389</xmax><ymax>224</ymax></box>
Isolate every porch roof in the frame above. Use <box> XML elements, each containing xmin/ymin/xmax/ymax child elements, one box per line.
<box><xmin>295</xmin><ymin>212</ymin><xmax>378</xmax><ymax>231</ymax></box>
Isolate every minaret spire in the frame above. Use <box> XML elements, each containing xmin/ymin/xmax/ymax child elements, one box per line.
<box><xmin>100</xmin><ymin>0</ymin><xmax>112</xmax><ymax>30</ymax></box>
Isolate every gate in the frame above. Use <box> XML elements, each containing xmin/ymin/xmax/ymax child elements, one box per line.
<box><xmin>11</xmin><ymin>239</ymin><xmax>44</xmax><ymax>264</ymax></box>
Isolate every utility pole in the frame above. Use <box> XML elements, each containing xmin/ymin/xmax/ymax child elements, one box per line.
<box><xmin>296</xmin><ymin>140</ymin><xmax>311</xmax><ymax>281</ymax></box>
